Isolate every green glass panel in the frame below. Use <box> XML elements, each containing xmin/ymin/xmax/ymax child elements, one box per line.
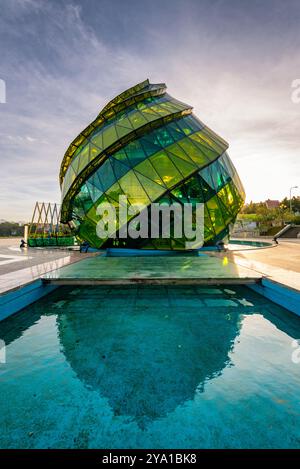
<box><xmin>90</xmin><ymin>131</ymin><xmax>103</xmax><ymax>149</ymax></box>
<box><xmin>115</xmin><ymin>124</ymin><xmax>131</xmax><ymax>139</ymax></box>
<box><xmin>148</xmin><ymin>104</ymin><xmax>169</xmax><ymax>115</ymax></box>
<box><xmin>105</xmin><ymin>182</ymin><xmax>127</xmax><ymax>207</ymax></box>
<box><xmin>102</xmin><ymin>125</ymin><xmax>118</xmax><ymax>147</ymax></box>
<box><xmin>78</xmin><ymin>218</ymin><xmax>102</xmax><ymax>248</ymax></box>
<box><xmin>190</xmin><ymin>131</ymin><xmax>223</xmax><ymax>155</ymax></box>
<box><xmin>134</xmin><ymin>159</ymin><xmax>165</xmax><ymax>187</ymax></box>
<box><xmin>166</xmin><ymin>143</ymin><xmax>197</xmax><ymax>166</ymax></box>
<box><xmin>216</xmin><ymin>195</ymin><xmax>233</xmax><ymax>225</ymax></box>
<box><xmin>178</xmin><ymin>139</ymin><xmax>210</xmax><ymax>167</ymax></box>
<box><xmin>136</xmin><ymin>101</ymin><xmax>147</xmax><ymax>111</ymax></box>
<box><xmin>75</xmin><ymin>184</ymin><xmax>93</xmax><ymax>214</ymax></box>
<box><xmin>70</xmin><ymin>153</ymin><xmax>80</xmax><ymax>175</ymax></box>
<box><xmin>177</xmin><ymin>121</ymin><xmax>192</xmax><ymax>136</ymax></box>
<box><xmin>204</xmin><ymin>206</ymin><xmax>215</xmax><ymax>241</ymax></box>
<box><xmin>128</xmin><ymin>111</ymin><xmax>148</xmax><ymax>128</ymax></box>
<box><xmin>141</xmin><ymin>106</ymin><xmax>160</xmax><ymax>117</ymax></box>
<box><xmin>211</xmin><ymin>160</ymin><xmax>229</xmax><ymax>192</ymax></box>
<box><xmin>181</xmin><ymin>115</ymin><xmax>203</xmax><ymax>133</ymax></box>
<box><xmin>90</xmin><ymin>144</ymin><xmax>101</xmax><ymax>162</ymax></box>
<box><xmin>206</xmin><ymin>196</ymin><xmax>226</xmax><ymax>235</ymax></box>
<box><xmin>216</xmin><ymin>185</ymin><xmax>234</xmax><ymax>215</ymax></box>
<box><xmin>193</xmin><ymin>139</ymin><xmax>219</xmax><ymax>162</ymax></box>
<box><xmin>159</xmin><ymin>101</ymin><xmax>183</xmax><ymax>113</ymax></box>
<box><xmin>150</xmin><ymin>152</ymin><xmax>182</xmax><ymax>188</ymax></box>
<box><xmin>72</xmin><ymin>194</ymin><xmax>85</xmax><ymax>218</ymax></box>
<box><xmin>166</xmin><ymin>152</ymin><xmax>196</xmax><ymax>178</ymax></box>
<box><xmin>201</xmin><ymin>127</ymin><xmax>228</xmax><ymax>153</ymax></box>
<box><xmin>64</xmin><ymin>165</ymin><xmax>76</xmax><ymax>191</ymax></box>
<box><xmin>134</xmin><ymin>171</ymin><xmax>165</xmax><ymax>202</ymax></box>
<box><xmin>76</xmin><ymin>144</ymin><xmax>90</xmax><ymax>174</ymax></box>
<box><xmin>118</xmin><ymin>171</ymin><xmax>151</xmax><ymax>205</ymax></box>
<box><xmin>116</xmin><ymin>115</ymin><xmax>133</xmax><ymax>130</ymax></box>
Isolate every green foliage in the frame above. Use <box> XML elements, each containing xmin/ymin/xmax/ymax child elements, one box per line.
<box><xmin>240</xmin><ymin>196</ymin><xmax>300</xmax><ymax>235</ymax></box>
<box><xmin>0</xmin><ymin>222</ymin><xmax>24</xmax><ymax>237</ymax></box>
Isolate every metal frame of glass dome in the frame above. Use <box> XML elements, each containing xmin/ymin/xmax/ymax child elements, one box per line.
<box><xmin>59</xmin><ymin>79</ymin><xmax>245</xmax><ymax>250</ymax></box>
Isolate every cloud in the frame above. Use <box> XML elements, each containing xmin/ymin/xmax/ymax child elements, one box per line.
<box><xmin>0</xmin><ymin>0</ymin><xmax>299</xmax><ymax>220</ymax></box>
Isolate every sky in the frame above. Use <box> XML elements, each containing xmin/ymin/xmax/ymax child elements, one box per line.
<box><xmin>0</xmin><ymin>0</ymin><xmax>300</xmax><ymax>221</ymax></box>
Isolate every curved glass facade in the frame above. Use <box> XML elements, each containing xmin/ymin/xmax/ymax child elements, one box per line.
<box><xmin>60</xmin><ymin>79</ymin><xmax>245</xmax><ymax>249</ymax></box>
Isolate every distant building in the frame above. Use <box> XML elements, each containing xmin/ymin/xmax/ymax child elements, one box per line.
<box><xmin>265</xmin><ymin>199</ymin><xmax>280</xmax><ymax>209</ymax></box>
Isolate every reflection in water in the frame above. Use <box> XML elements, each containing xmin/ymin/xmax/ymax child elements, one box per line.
<box><xmin>57</xmin><ymin>285</ymin><xmax>242</xmax><ymax>427</ymax></box>
<box><xmin>1</xmin><ymin>285</ymin><xmax>300</xmax><ymax>448</ymax></box>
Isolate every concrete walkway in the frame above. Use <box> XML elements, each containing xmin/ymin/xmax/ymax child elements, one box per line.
<box><xmin>0</xmin><ymin>238</ymin><xmax>96</xmax><ymax>294</ymax></box>
<box><xmin>211</xmin><ymin>239</ymin><xmax>300</xmax><ymax>292</ymax></box>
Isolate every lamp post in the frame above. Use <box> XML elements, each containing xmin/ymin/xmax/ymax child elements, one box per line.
<box><xmin>289</xmin><ymin>186</ymin><xmax>298</xmax><ymax>213</ymax></box>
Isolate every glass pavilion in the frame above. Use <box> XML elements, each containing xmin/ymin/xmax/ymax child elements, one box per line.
<box><xmin>60</xmin><ymin>79</ymin><xmax>245</xmax><ymax>250</ymax></box>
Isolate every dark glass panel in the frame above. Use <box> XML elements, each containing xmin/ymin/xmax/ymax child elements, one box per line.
<box><xmin>89</xmin><ymin>170</ymin><xmax>105</xmax><ymax>192</ymax></box>
<box><xmin>140</xmin><ymin>135</ymin><xmax>163</xmax><ymax>156</ymax></box>
<box><xmin>97</xmin><ymin>159</ymin><xmax>116</xmax><ymax>192</ymax></box>
<box><xmin>86</xmin><ymin>180</ymin><xmax>103</xmax><ymax>204</ymax></box>
<box><xmin>199</xmin><ymin>165</ymin><xmax>214</xmax><ymax>190</ymax></box>
<box><xmin>111</xmin><ymin>149</ymin><xmax>131</xmax><ymax>166</ymax></box>
<box><xmin>182</xmin><ymin>174</ymin><xmax>204</xmax><ymax>203</ymax></box>
<box><xmin>110</xmin><ymin>156</ymin><xmax>130</xmax><ymax>180</ymax></box>
<box><xmin>165</xmin><ymin>120</ymin><xmax>186</xmax><ymax>141</ymax></box>
<box><xmin>183</xmin><ymin>114</ymin><xmax>204</xmax><ymax>133</ymax></box>
<box><xmin>125</xmin><ymin>141</ymin><xmax>146</xmax><ymax>167</ymax></box>
<box><xmin>155</xmin><ymin>127</ymin><xmax>175</xmax><ymax>147</ymax></box>
<box><xmin>171</xmin><ymin>184</ymin><xmax>189</xmax><ymax>203</ymax></box>
<box><xmin>197</xmin><ymin>174</ymin><xmax>216</xmax><ymax>201</ymax></box>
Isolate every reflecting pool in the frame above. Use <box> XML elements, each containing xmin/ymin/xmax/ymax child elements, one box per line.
<box><xmin>0</xmin><ymin>285</ymin><xmax>300</xmax><ymax>448</ymax></box>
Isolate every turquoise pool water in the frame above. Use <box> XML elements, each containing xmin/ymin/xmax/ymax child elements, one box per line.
<box><xmin>0</xmin><ymin>285</ymin><xmax>300</xmax><ymax>449</ymax></box>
